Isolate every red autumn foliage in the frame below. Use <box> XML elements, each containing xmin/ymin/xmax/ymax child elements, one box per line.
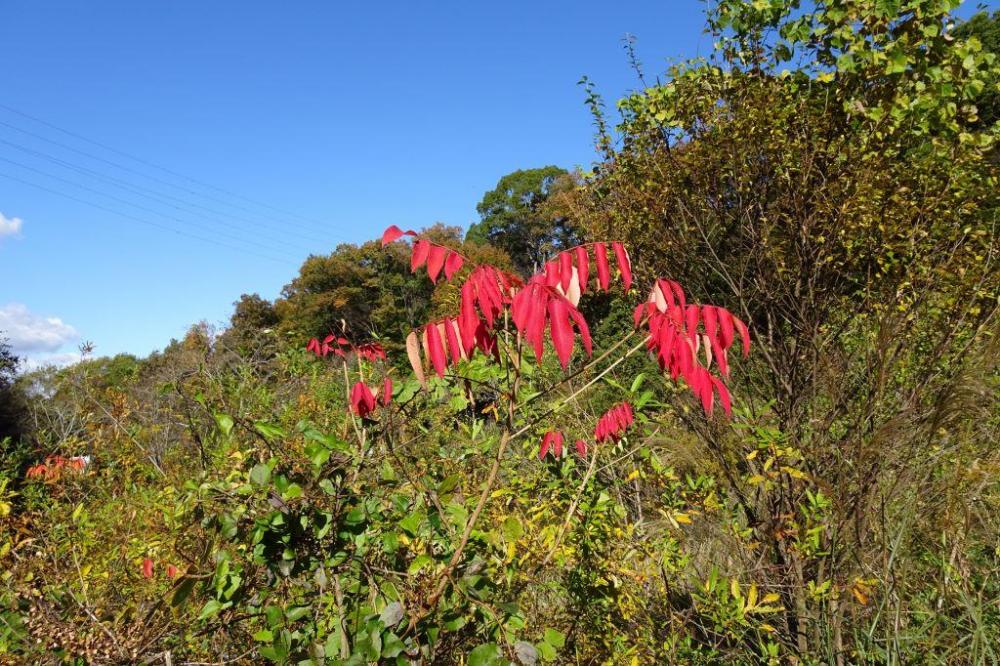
<box><xmin>141</xmin><ymin>558</ymin><xmax>180</xmax><ymax>580</ymax></box>
<box><xmin>381</xmin><ymin>377</ymin><xmax>393</xmax><ymax>406</ymax></box>
<box><xmin>633</xmin><ymin>279</ymin><xmax>749</xmax><ymax>417</ymax></box>
<box><xmin>349</xmin><ymin>381</ymin><xmax>377</xmax><ymax>418</ymax></box>
<box><xmin>24</xmin><ymin>455</ymin><xmax>90</xmax><ymax>482</ymax></box>
<box><xmin>511</xmin><ymin>280</ymin><xmax>592</xmax><ymax>369</ymax></box>
<box><xmin>594</xmin><ymin>402</ymin><xmax>635</xmax><ymax>443</ymax></box>
<box><xmin>348</xmin><ymin>378</ymin><xmax>393</xmax><ymax>418</ymax></box>
<box><xmin>306</xmin><ymin>335</ymin><xmax>386</xmax><ymax>362</ymax></box>
<box><xmin>378</xmin><ymin>226</ymin><xmax>751</xmax><ymax>462</ymax></box>
<box><xmin>539</xmin><ymin>431</ymin><xmax>565</xmax><ymax>459</ymax></box>
<box><xmin>382</xmin><ymin>225</ymin><xmax>466</xmax><ymax>283</ymax></box>
<box><xmin>539</xmin><ymin>241</ymin><xmax>632</xmax><ymax>306</ymax></box>
<box><xmin>382</xmin><ymin>225</ymin><xmax>749</xmax><ymax>420</ymax></box>
<box><xmin>409</xmin><ymin>316</ymin><xmax>499</xmax><ymax>381</ymax></box>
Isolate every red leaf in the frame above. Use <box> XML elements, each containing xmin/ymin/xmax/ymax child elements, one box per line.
<box><xmin>559</xmin><ymin>251</ymin><xmax>573</xmax><ymax>293</ymax></box>
<box><xmin>411</xmin><ymin>239</ymin><xmax>430</xmax><ymax>272</ymax></box>
<box><xmin>611</xmin><ymin>242</ymin><xmax>632</xmax><ymax>292</ymax></box>
<box><xmin>594</xmin><ymin>242</ymin><xmax>611</xmax><ymax>291</ymax></box>
<box><xmin>306</xmin><ymin>338</ymin><xmax>320</xmax><ymax>355</ymax></box>
<box><xmin>574</xmin><ymin>439</ymin><xmax>588</xmax><ymax>457</ymax></box>
<box><xmin>539</xmin><ymin>431</ymin><xmax>564</xmax><ymax>459</ymax></box>
<box><xmin>735</xmin><ymin>317</ymin><xmax>751</xmax><ymax>357</ymax></box>
<box><xmin>459</xmin><ymin>282</ymin><xmax>479</xmax><ymax>355</ymax></box>
<box><xmin>574</xmin><ymin>245</ymin><xmax>589</xmax><ymax>293</ymax></box>
<box><xmin>684</xmin><ymin>305</ymin><xmax>700</xmax><ymax>339</ymax></box>
<box><xmin>425</xmin><ymin>323</ymin><xmax>447</xmax><ymax>377</ymax></box>
<box><xmin>381</xmin><ymin>225</ymin><xmax>415</xmax><ymax>246</ymax></box>
<box><xmin>444</xmin><ymin>251</ymin><xmax>464</xmax><ymax>280</ymax></box>
<box><xmin>166</xmin><ymin>564</ymin><xmax>179</xmax><ymax>578</ymax></box>
<box><xmin>350</xmin><ymin>381</ymin><xmax>377</xmax><ymax>417</ymax></box>
<box><xmin>443</xmin><ymin>317</ymin><xmax>463</xmax><ymax>365</ymax></box>
<box><xmin>518</xmin><ymin>284</ymin><xmax>548</xmax><ymax>363</ymax></box>
<box><xmin>381</xmin><ymin>377</ymin><xmax>393</xmax><ymax>406</ymax></box>
<box><xmin>697</xmin><ymin>368</ymin><xmax>714</xmax><ymax>416</ymax></box>
<box><xmin>544</xmin><ymin>260</ymin><xmax>560</xmax><ymax>288</ymax></box>
<box><xmin>711</xmin><ymin>376</ymin><xmax>732</xmax><ymax>417</ymax></box>
<box><xmin>142</xmin><ymin>558</ymin><xmax>154</xmax><ymax>579</ymax></box>
<box><xmin>567</xmin><ymin>303</ymin><xmax>593</xmax><ymax>357</ymax></box>
<box><xmin>548</xmin><ymin>297</ymin><xmax>574</xmax><ymax>369</ymax></box>
<box><xmin>594</xmin><ymin>402</ymin><xmax>634</xmax><ymax>442</ymax></box>
<box><xmin>426</xmin><ymin>245</ymin><xmax>447</xmax><ymax>283</ymax></box>
<box><xmin>717</xmin><ymin>307</ymin><xmax>735</xmax><ymax>348</ymax></box>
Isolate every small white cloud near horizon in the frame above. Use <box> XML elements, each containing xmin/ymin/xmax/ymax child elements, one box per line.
<box><xmin>0</xmin><ymin>303</ymin><xmax>79</xmax><ymax>356</ymax></box>
<box><xmin>21</xmin><ymin>352</ymin><xmax>81</xmax><ymax>372</ymax></box>
<box><xmin>0</xmin><ymin>212</ymin><xmax>23</xmax><ymax>239</ymax></box>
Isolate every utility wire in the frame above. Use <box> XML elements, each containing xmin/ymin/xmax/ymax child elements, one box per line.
<box><xmin>0</xmin><ymin>151</ymin><xmax>323</xmax><ymax>255</ymax></box>
<box><xmin>0</xmin><ymin>136</ymin><xmax>332</xmax><ymax>246</ymax></box>
<box><xmin>0</xmin><ymin>102</ymin><xmax>334</xmax><ymax>229</ymax></box>
<box><xmin>0</xmin><ymin>115</ymin><xmax>352</xmax><ymax>241</ymax></box>
<box><xmin>0</xmin><ymin>170</ymin><xmax>296</xmax><ymax>265</ymax></box>
<box><xmin>0</xmin><ymin>155</ymin><xmax>310</xmax><ymax>259</ymax></box>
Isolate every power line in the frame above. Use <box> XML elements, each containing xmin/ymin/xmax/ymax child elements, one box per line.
<box><xmin>0</xmin><ymin>115</ymin><xmax>354</xmax><ymax>242</ymax></box>
<box><xmin>0</xmin><ymin>146</ymin><xmax>326</xmax><ymax>253</ymax></box>
<box><xmin>0</xmin><ymin>170</ymin><xmax>297</xmax><ymax>265</ymax></box>
<box><xmin>0</xmin><ymin>102</ymin><xmax>335</xmax><ymax>229</ymax></box>
<box><xmin>0</xmin><ymin>155</ymin><xmax>311</xmax><ymax>259</ymax></box>
<box><xmin>0</xmin><ymin>136</ymin><xmax>332</xmax><ymax>245</ymax></box>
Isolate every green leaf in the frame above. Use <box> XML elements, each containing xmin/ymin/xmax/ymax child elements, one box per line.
<box><xmin>536</xmin><ymin>641</ymin><xmax>556</xmax><ymax>661</ymax></box>
<box><xmin>467</xmin><ymin>642</ymin><xmax>502</xmax><ymax>666</ymax></box>
<box><xmin>502</xmin><ymin>516</ymin><xmax>524</xmax><ymax>541</ymax></box>
<box><xmin>543</xmin><ymin>628</ymin><xmax>565</xmax><ymax>648</ymax></box>
<box><xmin>254</xmin><ymin>422</ymin><xmax>286</xmax><ymax>441</ymax></box>
<box><xmin>381</xmin><ymin>632</ymin><xmax>405</xmax><ymax>658</ymax></box>
<box><xmin>399</xmin><ymin>508</ymin><xmax>425</xmax><ymax>536</ymax></box>
<box><xmin>285</xmin><ymin>605</ymin><xmax>311</xmax><ymax>621</ymax></box>
<box><xmin>250</xmin><ymin>464</ymin><xmax>271</xmax><ymax>486</ymax></box>
<box><xmin>197</xmin><ymin>599</ymin><xmax>228</xmax><ymax>620</ymax></box>
<box><xmin>407</xmin><ymin>554</ymin><xmax>434</xmax><ymax>575</ymax></box>
<box><xmin>171</xmin><ymin>577</ymin><xmax>196</xmax><ymax>608</ymax></box>
<box><xmin>214</xmin><ymin>413</ymin><xmax>234</xmax><ymax>438</ymax></box>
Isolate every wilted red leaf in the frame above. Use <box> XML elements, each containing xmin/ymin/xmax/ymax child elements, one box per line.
<box><xmin>405</xmin><ymin>331</ymin><xmax>426</xmax><ymax>387</ymax></box>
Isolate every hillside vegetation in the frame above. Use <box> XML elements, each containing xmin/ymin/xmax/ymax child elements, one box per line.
<box><xmin>2</xmin><ymin>1</ymin><xmax>999</xmax><ymax>664</ymax></box>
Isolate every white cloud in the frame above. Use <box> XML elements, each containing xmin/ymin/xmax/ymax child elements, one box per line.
<box><xmin>21</xmin><ymin>352</ymin><xmax>81</xmax><ymax>372</ymax></box>
<box><xmin>0</xmin><ymin>212</ymin><xmax>23</xmax><ymax>238</ymax></box>
<box><xmin>0</xmin><ymin>303</ymin><xmax>79</xmax><ymax>354</ymax></box>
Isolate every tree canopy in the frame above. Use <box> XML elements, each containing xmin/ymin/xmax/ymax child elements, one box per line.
<box><xmin>465</xmin><ymin>166</ymin><xmax>577</xmax><ymax>276</ymax></box>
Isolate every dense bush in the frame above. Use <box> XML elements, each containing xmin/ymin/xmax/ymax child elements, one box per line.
<box><xmin>2</xmin><ymin>2</ymin><xmax>998</xmax><ymax>664</ymax></box>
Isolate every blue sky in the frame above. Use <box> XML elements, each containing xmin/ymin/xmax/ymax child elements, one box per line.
<box><xmin>0</xmin><ymin>1</ymin><xmax>988</xmax><ymax>368</ymax></box>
